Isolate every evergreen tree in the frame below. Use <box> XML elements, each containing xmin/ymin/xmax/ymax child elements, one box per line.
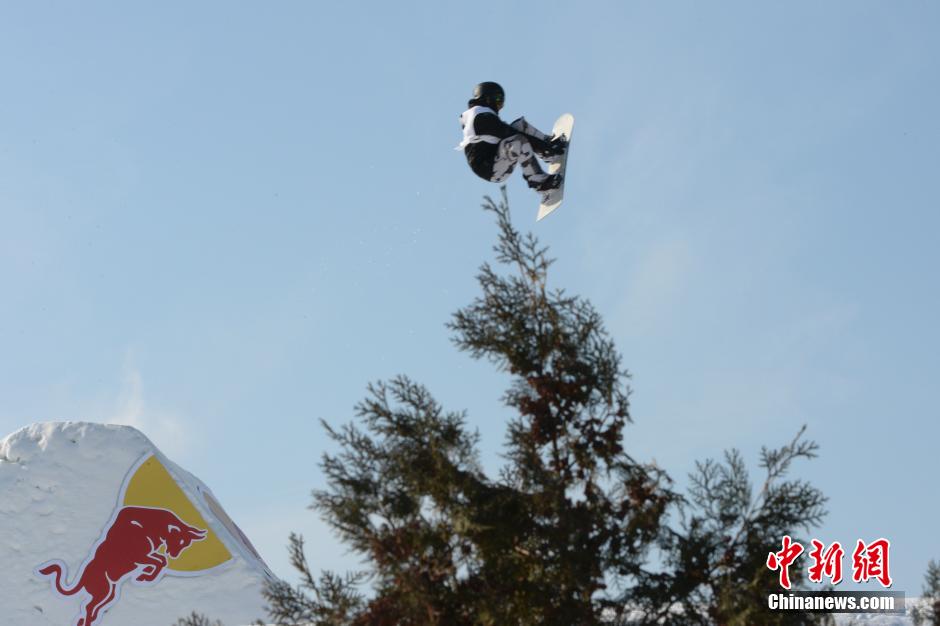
<box><xmin>259</xmin><ymin>189</ymin><xmax>828</xmax><ymax>625</ymax></box>
<box><xmin>912</xmin><ymin>560</ymin><xmax>940</xmax><ymax>625</ymax></box>
<box><xmin>626</xmin><ymin>427</ymin><xmax>829</xmax><ymax>625</ymax></box>
<box><xmin>172</xmin><ymin>613</ymin><xmax>223</xmax><ymax>626</ymax></box>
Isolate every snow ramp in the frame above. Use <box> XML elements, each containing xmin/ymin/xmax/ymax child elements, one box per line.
<box><xmin>0</xmin><ymin>422</ymin><xmax>277</xmax><ymax>626</ymax></box>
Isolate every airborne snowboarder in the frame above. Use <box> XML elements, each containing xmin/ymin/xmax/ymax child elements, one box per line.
<box><xmin>457</xmin><ymin>82</ymin><xmax>568</xmax><ymax>204</ymax></box>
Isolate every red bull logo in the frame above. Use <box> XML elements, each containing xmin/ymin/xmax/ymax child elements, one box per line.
<box><xmin>35</xmin><ymin>453</ymin><xmax>234</xmax><ymax>626</ymax></box>
<box><xmin>36</xmin><ymin>506</ymin><xmax>207</xmax><ymax>626</ymax></box>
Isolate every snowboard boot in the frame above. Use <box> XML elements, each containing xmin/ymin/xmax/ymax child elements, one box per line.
<box><xmin>529</xmin><ymin>173</ymin><xmax>563</xmax><ymax>203</ymax></box>
<box><xmin>532</xmin><ymin>173</ymin><xmax>563</xmax><ymax>192</ymax></box>
<box><xmin>539</xmin><ymin>136</ymin><xmax>568</xmax><ymax>165</ymax></box>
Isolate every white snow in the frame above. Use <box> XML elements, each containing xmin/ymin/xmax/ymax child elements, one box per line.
<box><xmin>0</xmin><ymin>422</ymin><xmax>276</xmax><ymax>626</ymax></box>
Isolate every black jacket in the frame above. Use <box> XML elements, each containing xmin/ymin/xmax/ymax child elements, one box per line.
<box><xmin>462</xmin><ymin>99</ymin><xmax>551</xmax><ymax>180</ymax></box>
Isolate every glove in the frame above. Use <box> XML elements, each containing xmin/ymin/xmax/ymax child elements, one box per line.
<box><xmin>542</xmin><ymin>136</ymin><xmax>567</xmax><ymax>158</ymax></box>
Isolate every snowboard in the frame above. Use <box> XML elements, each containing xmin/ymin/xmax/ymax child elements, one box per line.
<box><xmin>536</xmin><ymin>113</ymin><xmax>574</xmax><ymax>221</ymax></box>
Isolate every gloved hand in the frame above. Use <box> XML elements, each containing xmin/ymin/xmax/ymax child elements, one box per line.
<box><xmin>543</xmin><ymin>136</ymin><xmax>567</xmax><ymax>158</ymax></box>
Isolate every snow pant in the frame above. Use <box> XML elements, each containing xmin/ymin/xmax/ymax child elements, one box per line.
<box><xmin>490</xmin><ymin>117</ymin><xmax>552</xmax><ymax>187</ymax></box>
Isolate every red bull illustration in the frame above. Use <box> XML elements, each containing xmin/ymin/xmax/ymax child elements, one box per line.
<box><xmin>34</xmin><ymin>452</ymin><xmax>236</xmax><ymax>626</ymax></box>
<box><xmin>36</xmin><ymin>506</ymin><xmax>206</xmax><ymax>626</ymax></box>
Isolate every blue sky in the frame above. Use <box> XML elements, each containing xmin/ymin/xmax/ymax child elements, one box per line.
<box><xmin>2</xmin><ymin>1</ymin><xmax>938</xmax><ymax>595</ymax></box>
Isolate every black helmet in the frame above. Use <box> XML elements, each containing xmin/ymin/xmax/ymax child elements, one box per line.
<box><xmin>471</xmin><ymin>81</ymin><xmax>505</xmax><ymax>110</ymax></box>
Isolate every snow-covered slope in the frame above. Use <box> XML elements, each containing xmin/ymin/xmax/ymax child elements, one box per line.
<box><xmin>0</xmin><ymin>422</ymin><xmax>276</xmax><ymax>626</ymax></box>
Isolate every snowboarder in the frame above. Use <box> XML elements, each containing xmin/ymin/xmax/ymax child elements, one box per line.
<box><xmin>457</xmin><ymin>82</ymin><xmax>568</xmax><ymax>202</ymax></box>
